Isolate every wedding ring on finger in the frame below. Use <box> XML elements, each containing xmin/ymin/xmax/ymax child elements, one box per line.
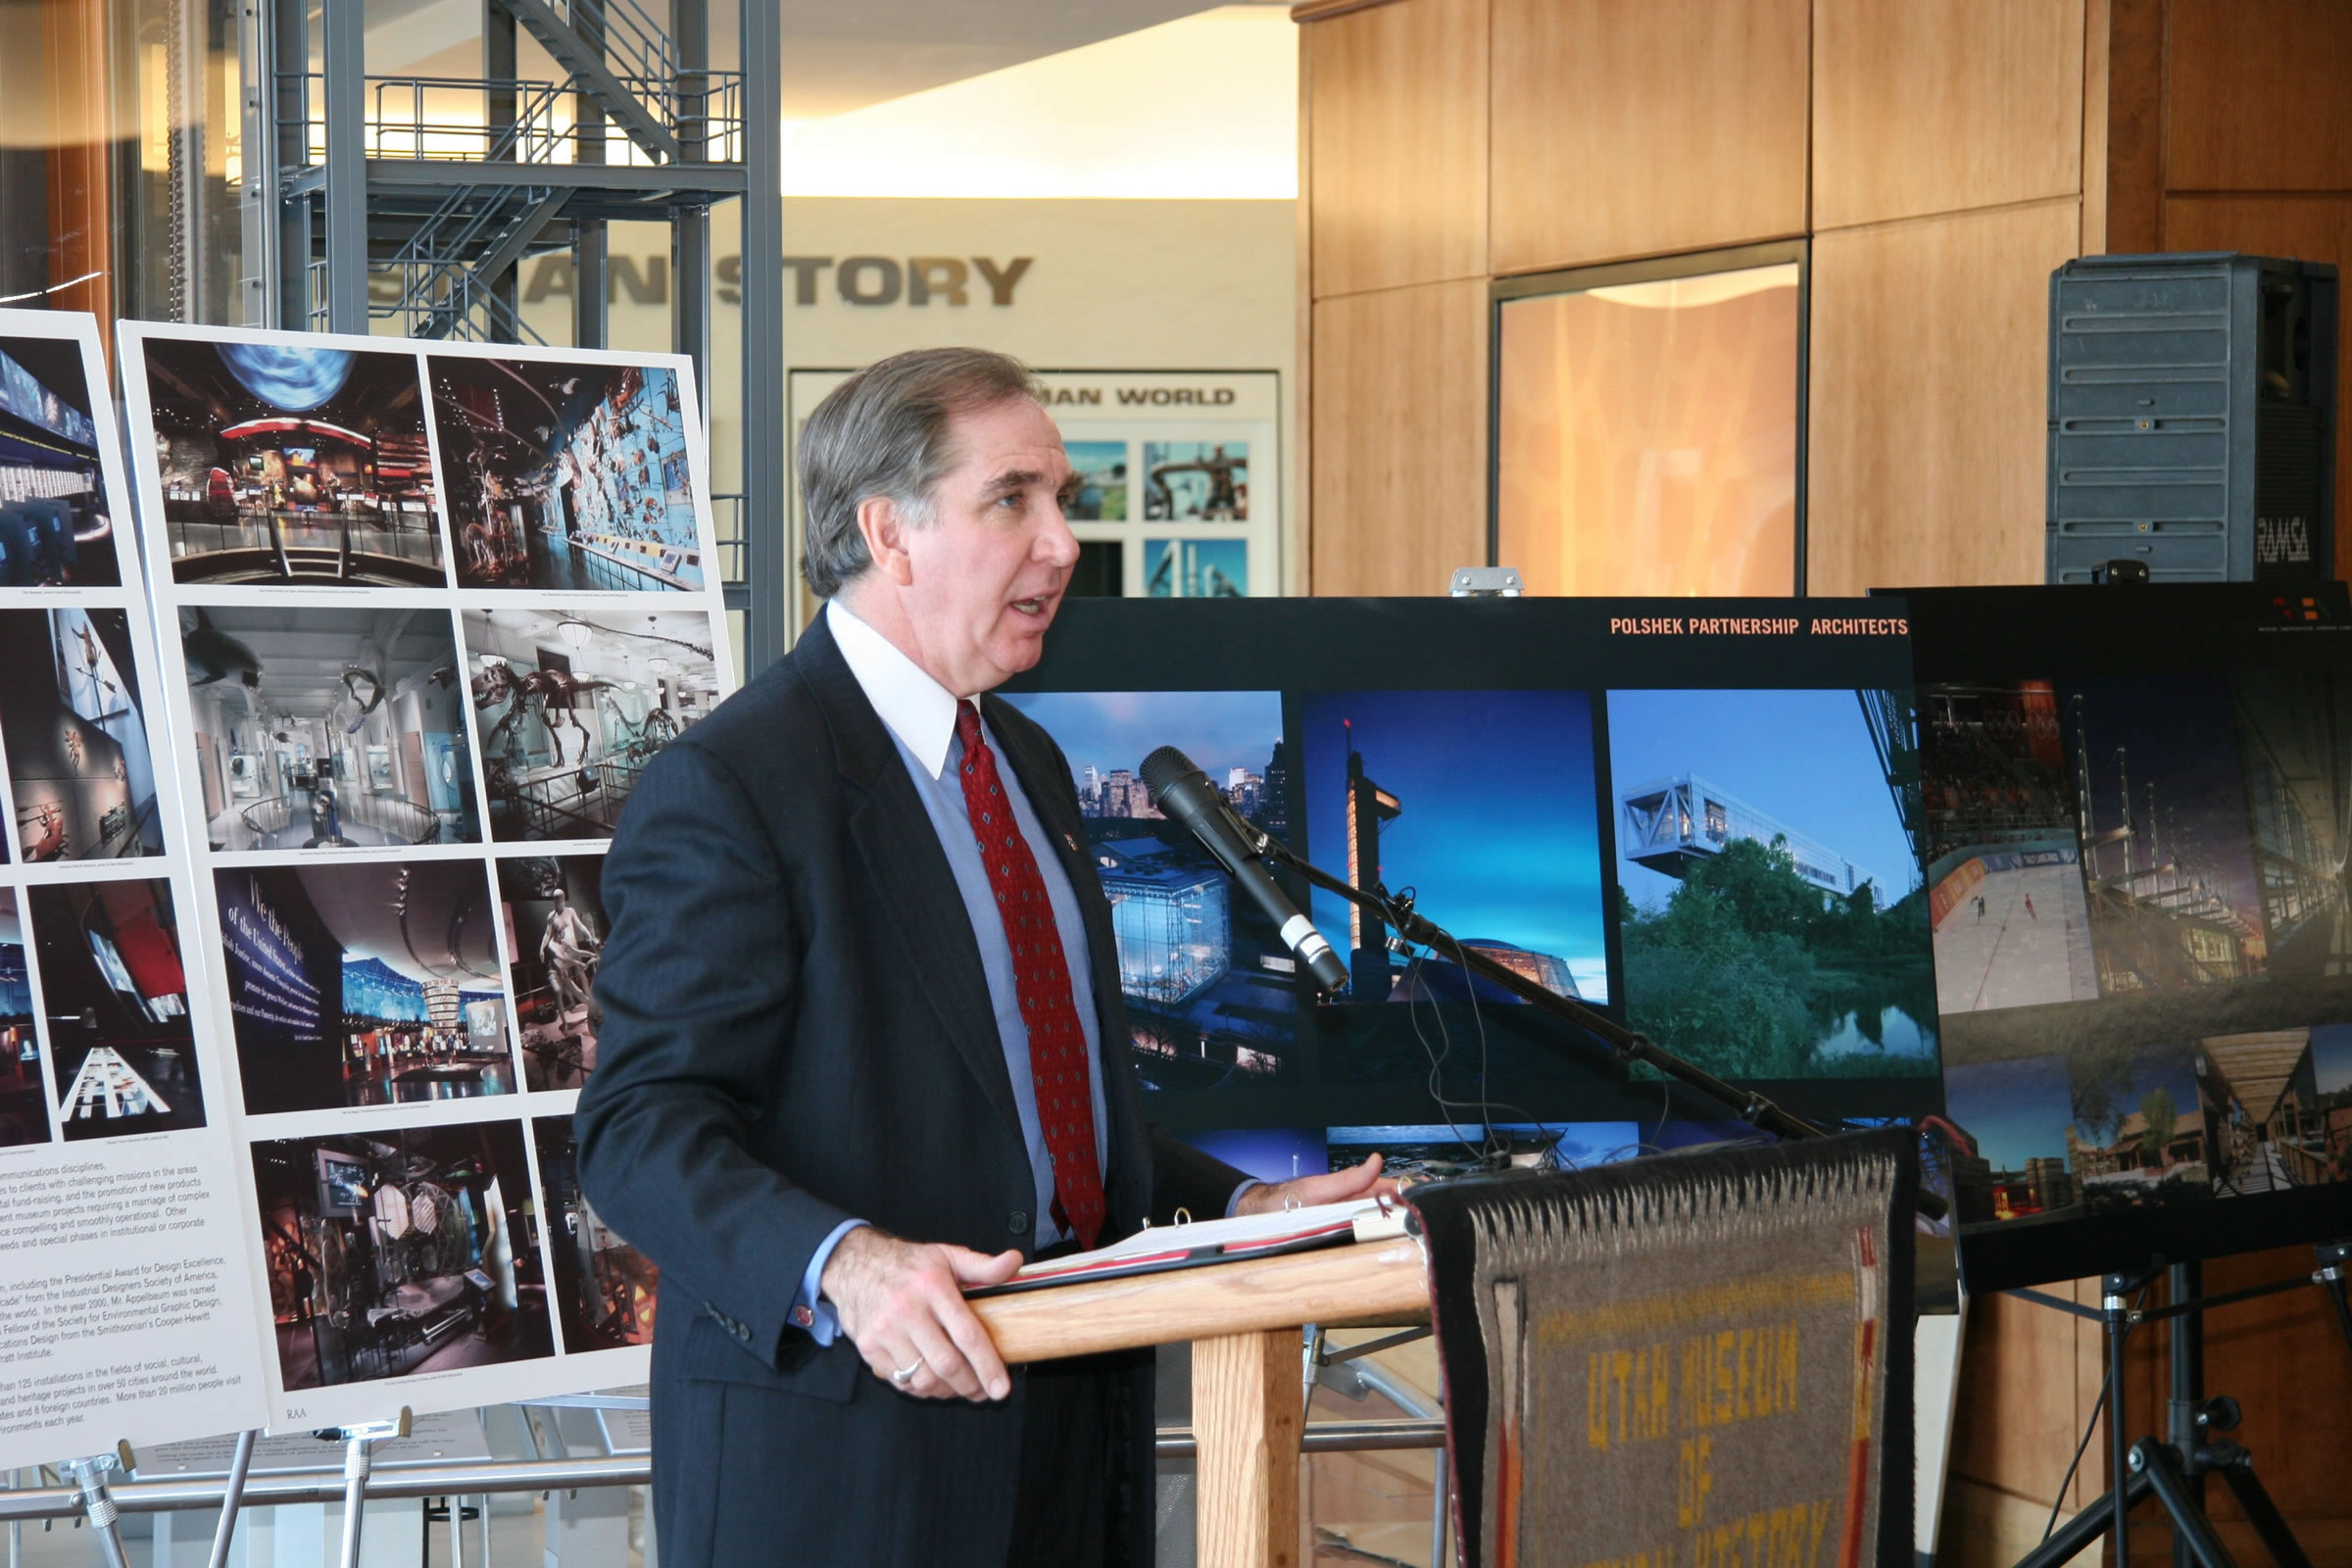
<box><xmin>891</xmin><ymin>1358</ymin><xmax>923</xmax><ymax>1387</ymax></box>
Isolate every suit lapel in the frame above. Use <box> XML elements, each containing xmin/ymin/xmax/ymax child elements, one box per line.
<box><xmin>798</xmin><ymin>616</ymin><xmax>1022</xmax><ymax>1141</ymax></box>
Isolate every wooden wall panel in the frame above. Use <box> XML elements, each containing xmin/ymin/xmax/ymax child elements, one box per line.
<box><xmin>1945</xmin><ymin>1288</ymin><xmax>2093</xmax><ymax>1510</ymax></box>
<box><xmin>1488</xmin><ymin>0</ymin><xmax>1807</xmax><ymax>275</ymax></box>
<box><xmin>2164</xmin><ymin>0</ymin><xmax>2352</xmax><ymax>194</ymax></box>
<box><xmin>2165</xmin><ymin>194</ymin><xmax>2352</xmax><ymax>576</ymax></box>
<box><xmin>1806</xmin><ymin>200</ymin><xmax>2082</xmax><ymax>593</ymax></box>
<box><xmin>2103</xmin><ymin>0</ymin><xmax>2166</xmax><ymax>253</ymax></box>
<box><xmin>1308</xmin><ymin>280</ymin><xmax>1488</xmax><ymax>594</ymax></box>
<box><xmin>1304</xmin><ymin>0</ymin><xmax>1489</xmax><ymax>299</ymax></box>
<box><xmin>1814</xmin><ymin>0</ymin><xmax>2085</xmax><ymax>229</ymax></box>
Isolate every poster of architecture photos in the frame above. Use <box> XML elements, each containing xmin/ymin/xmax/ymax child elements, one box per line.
<box><xmin>0</xmin><ymin>308</ymin><xmax>272</xmax><ymax>1468</ymax></box>
<box><xmin>788</xmin><ymin>368</ymin><xmax>1282</xmax><ymax>612</ymax></box>
<box><xmin>118</xmin><ymin>321</ymin><xmax>735</xmax><ymax>1434</ymax></box>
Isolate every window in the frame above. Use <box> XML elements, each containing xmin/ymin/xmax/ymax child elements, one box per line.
<box><xmin>1494</xmin><ymin>245</ymin><xmax>1805</xmax><ymax>596</ymax></box>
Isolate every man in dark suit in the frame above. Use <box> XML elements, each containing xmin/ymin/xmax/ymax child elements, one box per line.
<box><xmin>574</xmin><ymin>348</ymin><xmax>1391</xmax><ymax>1566</ymax></box>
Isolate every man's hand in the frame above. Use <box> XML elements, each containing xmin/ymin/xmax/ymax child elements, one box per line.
<box><xmin>820</xmin><ymin>1227</ymin><xmax>1021</xmax><ymax>1401</ymax></box>
<box><xmin>1233</xmin><ymin>1152</ymin><xmax>1403</xmax><ymax>1217</ymax></box>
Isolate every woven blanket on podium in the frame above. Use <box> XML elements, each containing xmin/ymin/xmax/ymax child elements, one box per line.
<box><xmin>1410</xmin><ymin>1129</ymin><xmax>1916</xmax><ymax>1568</ymax></box>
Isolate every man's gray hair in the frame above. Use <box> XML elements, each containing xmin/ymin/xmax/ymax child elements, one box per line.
<box><xmin>796</xmin><ymin>347</ymin><xmax>1040</xmax><ymax>599</ymax></box>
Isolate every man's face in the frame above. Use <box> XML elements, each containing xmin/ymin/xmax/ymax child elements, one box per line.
<box><xmin>893</xmin><ymin>398</ymin><xmax>1081</xmax><ymax>695</ymax></box>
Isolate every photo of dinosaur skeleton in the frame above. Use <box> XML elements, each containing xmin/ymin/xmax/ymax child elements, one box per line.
<box><xmin>470</xmin><ymin>660</ymin><xmax>614</xmax><ymax>769</ymax></box>
<box><xmin>462</xmin><ymin>607</ymin><xmax>720</xmax><ymax>842</ymax></box>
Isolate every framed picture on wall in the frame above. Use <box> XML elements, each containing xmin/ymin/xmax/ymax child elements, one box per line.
<box><xmin>787</xmin><ymin>368</ymin><xmax>1284</xmax><ymax>612</ymax></box>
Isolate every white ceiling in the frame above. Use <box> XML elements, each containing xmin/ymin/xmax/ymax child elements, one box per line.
<box><xmin>368</xmin><ymin>0</ymin><xmax>1282</xmax><ymax>122</ymax></box>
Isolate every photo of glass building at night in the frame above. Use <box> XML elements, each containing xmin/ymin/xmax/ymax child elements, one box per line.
<box><xmin>1097</xmin><ymin>839</ymin><xmax>1231</xmax><ymax>1005</ymax></box>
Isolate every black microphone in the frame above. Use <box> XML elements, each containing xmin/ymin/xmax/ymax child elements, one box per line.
<box><xmin>1139</xmin><ymin>745</ymin><xmax>1350</xmax><ymax>995</ymax></box>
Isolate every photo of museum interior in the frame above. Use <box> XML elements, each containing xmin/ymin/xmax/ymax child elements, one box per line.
<box><xmin>251</xmin><ymin>1118</ymin><xmax>551</xmax><ymax>1391</ymax></box>
<box><xmin>531</xmin><ymin>1114</ymin><xmax>657</xmax><ymax>1353</ymax></box>
<box><xmin>217</xmin><ymin>859</ymin><xmax>512</xmax><ymax>1116</ymax></box>
<box><xmin>25</xmin><ymin>877</ymin><xmax>201</xmax><ymax>1141</ymax></box>
<box><xmin>498</xmin><ymin>855</ymin><xmax>607</xmax><ymax>1092</ymax></box>
<box><xmin>463</xmin><ymin>608</ymin><xmax>718</xmax><ymax>841</ymax></box>
<box><xmin>0</xmin><ymin>891</ymin><xmax>46</xmax><ymax>1148</ymax></box>
<box><xmin>0</xmin><ymin>334</ymin><xmax>118</xmax><ymax>587</ymax></box>
<box><xmin>0</xmin><ymin>608</ymin><xmax>165</xmax><ymax>861</ymax></box>
<box><xmin>139</xmin><ymin>338</ymin><xmax>443</xmax><ymax>586</ymax></box>
<box><xmin>179</xmin><ymin>605</ymin><xmax>479</xmax><ymax>851</ymax></box>
<box><xmin>432</xmin><ymin>356</ymin><xmax>704</xmax><ymax>593</ymax></box>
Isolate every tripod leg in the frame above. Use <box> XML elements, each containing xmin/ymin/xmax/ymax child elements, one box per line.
<box><xmin>2008</xmin><ymin>1469</ymin><xmax>2156</xmax><ymax>1568</ymax></box>
<box><xmin>2136</xmin><ymin>1441</ymin><xmax>2241</xmax><ymax>1568</ymax></box>
<box><xmin>2215</xmin><ymin>1458</ymin><xmax>2315</xmax><ymax>1568</ymax></box>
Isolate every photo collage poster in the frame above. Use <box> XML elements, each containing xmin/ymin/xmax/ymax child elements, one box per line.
<box><xmin>1001</xmin><ymin>600</ymin><xmax>1943</xmax><ymax>1199</ymax></box>
<box><xmin>0</xmin><ymin>308</ymin><xmax>271</xmax><ymax>1467</ymax></box>
<box><xmin>1918</xmin><ymin>620</ymin><xmax>2352</xmax><ymax>1249</ymax></box>
<box><xmin>118</xmin><ymin>323</ymin><xmax>737</xmax><ymax>1431</ymax></box>
<box><xmin>787</xmin><ymin>368</ymin><xmax>1282</xmax><ymax>611</ymax></box>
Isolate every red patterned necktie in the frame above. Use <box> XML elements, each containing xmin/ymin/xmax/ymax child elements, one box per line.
<box><xmin>953</xmin><ymin>700</ymin><xmax>1105</xmax><ymax>1250</ymax></box>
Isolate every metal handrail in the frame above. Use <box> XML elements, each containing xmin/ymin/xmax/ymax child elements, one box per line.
<box><xmin>277</xmin><ymin>72</ymin><xmax>743</xmax><ymax>168</ymax></box>
<box><xmin>0</xmin><ymin>1421</ymin><xmax>1446</xmax><ymax>1523</ymax></box>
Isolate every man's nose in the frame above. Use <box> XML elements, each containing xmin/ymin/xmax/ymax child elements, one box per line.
<box><xmin>1039</xmin><ymin>507</ymin><xmax>1081</xmax><ymax>567</ymax></box>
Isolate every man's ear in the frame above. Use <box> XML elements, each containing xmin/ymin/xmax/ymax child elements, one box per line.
<box><xmin>856</xmin><ymin>495</ymin><xmax>916</xmax><ymax>587</ymax></box>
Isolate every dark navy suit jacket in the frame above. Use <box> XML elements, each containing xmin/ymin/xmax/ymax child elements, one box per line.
<box><xmin>573</xmin><ymin>610</ymin><xmax>1243</xmax><ymax>1566</ymax></box>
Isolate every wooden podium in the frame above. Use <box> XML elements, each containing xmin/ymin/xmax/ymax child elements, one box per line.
<box><xmin>971</xmin><ymin>1234</ymin><xmax>1433</xmax><ymax>1568</ymax></box>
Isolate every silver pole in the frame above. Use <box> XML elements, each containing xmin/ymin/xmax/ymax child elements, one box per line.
<box><xmin>335</xmin><ymin>1435</ymin><xmax>372</xmax><ymax>1568</ymax></box>
<box><xmin>204</xmin><ymin>1430</ymin><xmax>258</xmax><ymax>1568</ymax></box>
<box><xmin>65</xmin><ymin>1457</ymin><xmax>131</xmax><ymax>1568</ymax></box>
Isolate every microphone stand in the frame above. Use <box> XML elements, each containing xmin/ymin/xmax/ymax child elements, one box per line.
<box><xmin>1250</xmin><ymin>834</ymin><xmax>1879</xmax><ymax>1157</ymax></box>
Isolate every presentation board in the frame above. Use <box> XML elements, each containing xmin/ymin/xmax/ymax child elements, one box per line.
<box><xmin>1903</xmin><ymin>584</ymin><xmax>2352</xmax><ymax>1292</ymax></box>
<box><xmin>0</xmin><ymin>309</ymin><xmax>271</xmax><ymax>1467</ymax></box>
<box><xmin>118</xmin><ymin>323</ymin><xmax>736</xmax><ymax>1433</ymax></box>
<box><xmin>1002</xmin><ymin>597</ymin><xmax>1942</xmax><ymax>1183</ymax></box>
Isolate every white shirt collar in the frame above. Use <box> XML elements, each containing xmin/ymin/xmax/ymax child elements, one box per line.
<box><xmin>825</xmin><ymin>598</ymin><xmax>963</xmax><ymax>780</ymax></box>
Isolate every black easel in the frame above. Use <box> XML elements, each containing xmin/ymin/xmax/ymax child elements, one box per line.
<box><xmin>2007</xmin><ymin>1244</ymin><xmax>2352</xmax><ymax>1568</ymax></box>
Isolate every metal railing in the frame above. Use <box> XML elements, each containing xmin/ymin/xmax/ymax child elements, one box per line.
<box><xmin>237</xmin><ymin>792</ymin><xmax>440</xmax><ymax>847</ymax></box>
<box><xmin>0</xmin><ymin>1421</ymin><xmax>1445</xmax><ymax>1524</ymax></box>
<box><xmin>277</xmin><ymin>72</ymin><xmax>743</xmax><ymax>168</ymax></box>
<box><xmin>712</xmin><ymin>491</ymin><xmax>745</xmax><ymax>585</ymax></box>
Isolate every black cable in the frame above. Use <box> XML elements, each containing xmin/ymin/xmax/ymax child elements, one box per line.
<box><xmin>2041</xmin><ymin>1285</ymin><xmax>2145</xmax><ymax>1542</ymax></box>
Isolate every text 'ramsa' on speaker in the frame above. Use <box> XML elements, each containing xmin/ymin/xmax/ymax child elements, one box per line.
<box><xmin>2047</xmin><ymin>252</ymin><xmax>2338</xmax><ymax>583</ymax></box>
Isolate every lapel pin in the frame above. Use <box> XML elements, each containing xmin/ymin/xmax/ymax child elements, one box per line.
<box><xmin>1062</xmin><ymin>832</ymin><xmax>1079</xmax><ymax>853</ymax></box>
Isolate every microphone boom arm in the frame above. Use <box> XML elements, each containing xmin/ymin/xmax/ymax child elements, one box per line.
<box><xmin>1250</xmin><ymin>830</ymin><xmax>1845</xmax><ymax>1152</ymax></box>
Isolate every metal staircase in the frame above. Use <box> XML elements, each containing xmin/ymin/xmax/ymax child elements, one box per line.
<box><xmin>243</xmin><ymin>0</ymin><xmax>788</xmax><ymax>662</ymax></box>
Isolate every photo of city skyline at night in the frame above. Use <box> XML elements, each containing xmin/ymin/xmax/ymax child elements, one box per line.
<box><xmin>1606</xmin><ymin>688</ymin><xmax>1938</xmax><ymax>1081</ymax></box>
<box><xmin>994</xmin><ymin>689</ymin><xmax>1300</xmax><ymax>1090</ymax></box>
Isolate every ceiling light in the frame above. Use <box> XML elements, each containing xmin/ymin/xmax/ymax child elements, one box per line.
<box><xmin>648</xmin><ymin>655</ymin><xmax>673</xmax><ymax>676</ymax></box>
<box><xmin>557</xmin><ymin>616</ymin><xmax>593</xmax><ymax>651</ymax></box>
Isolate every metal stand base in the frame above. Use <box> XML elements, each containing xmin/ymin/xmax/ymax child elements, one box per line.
<box><xmin>2007</xmin><ymin>1246</ymin><xmax>2352</xmax><ymax>1568</ymax></box>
